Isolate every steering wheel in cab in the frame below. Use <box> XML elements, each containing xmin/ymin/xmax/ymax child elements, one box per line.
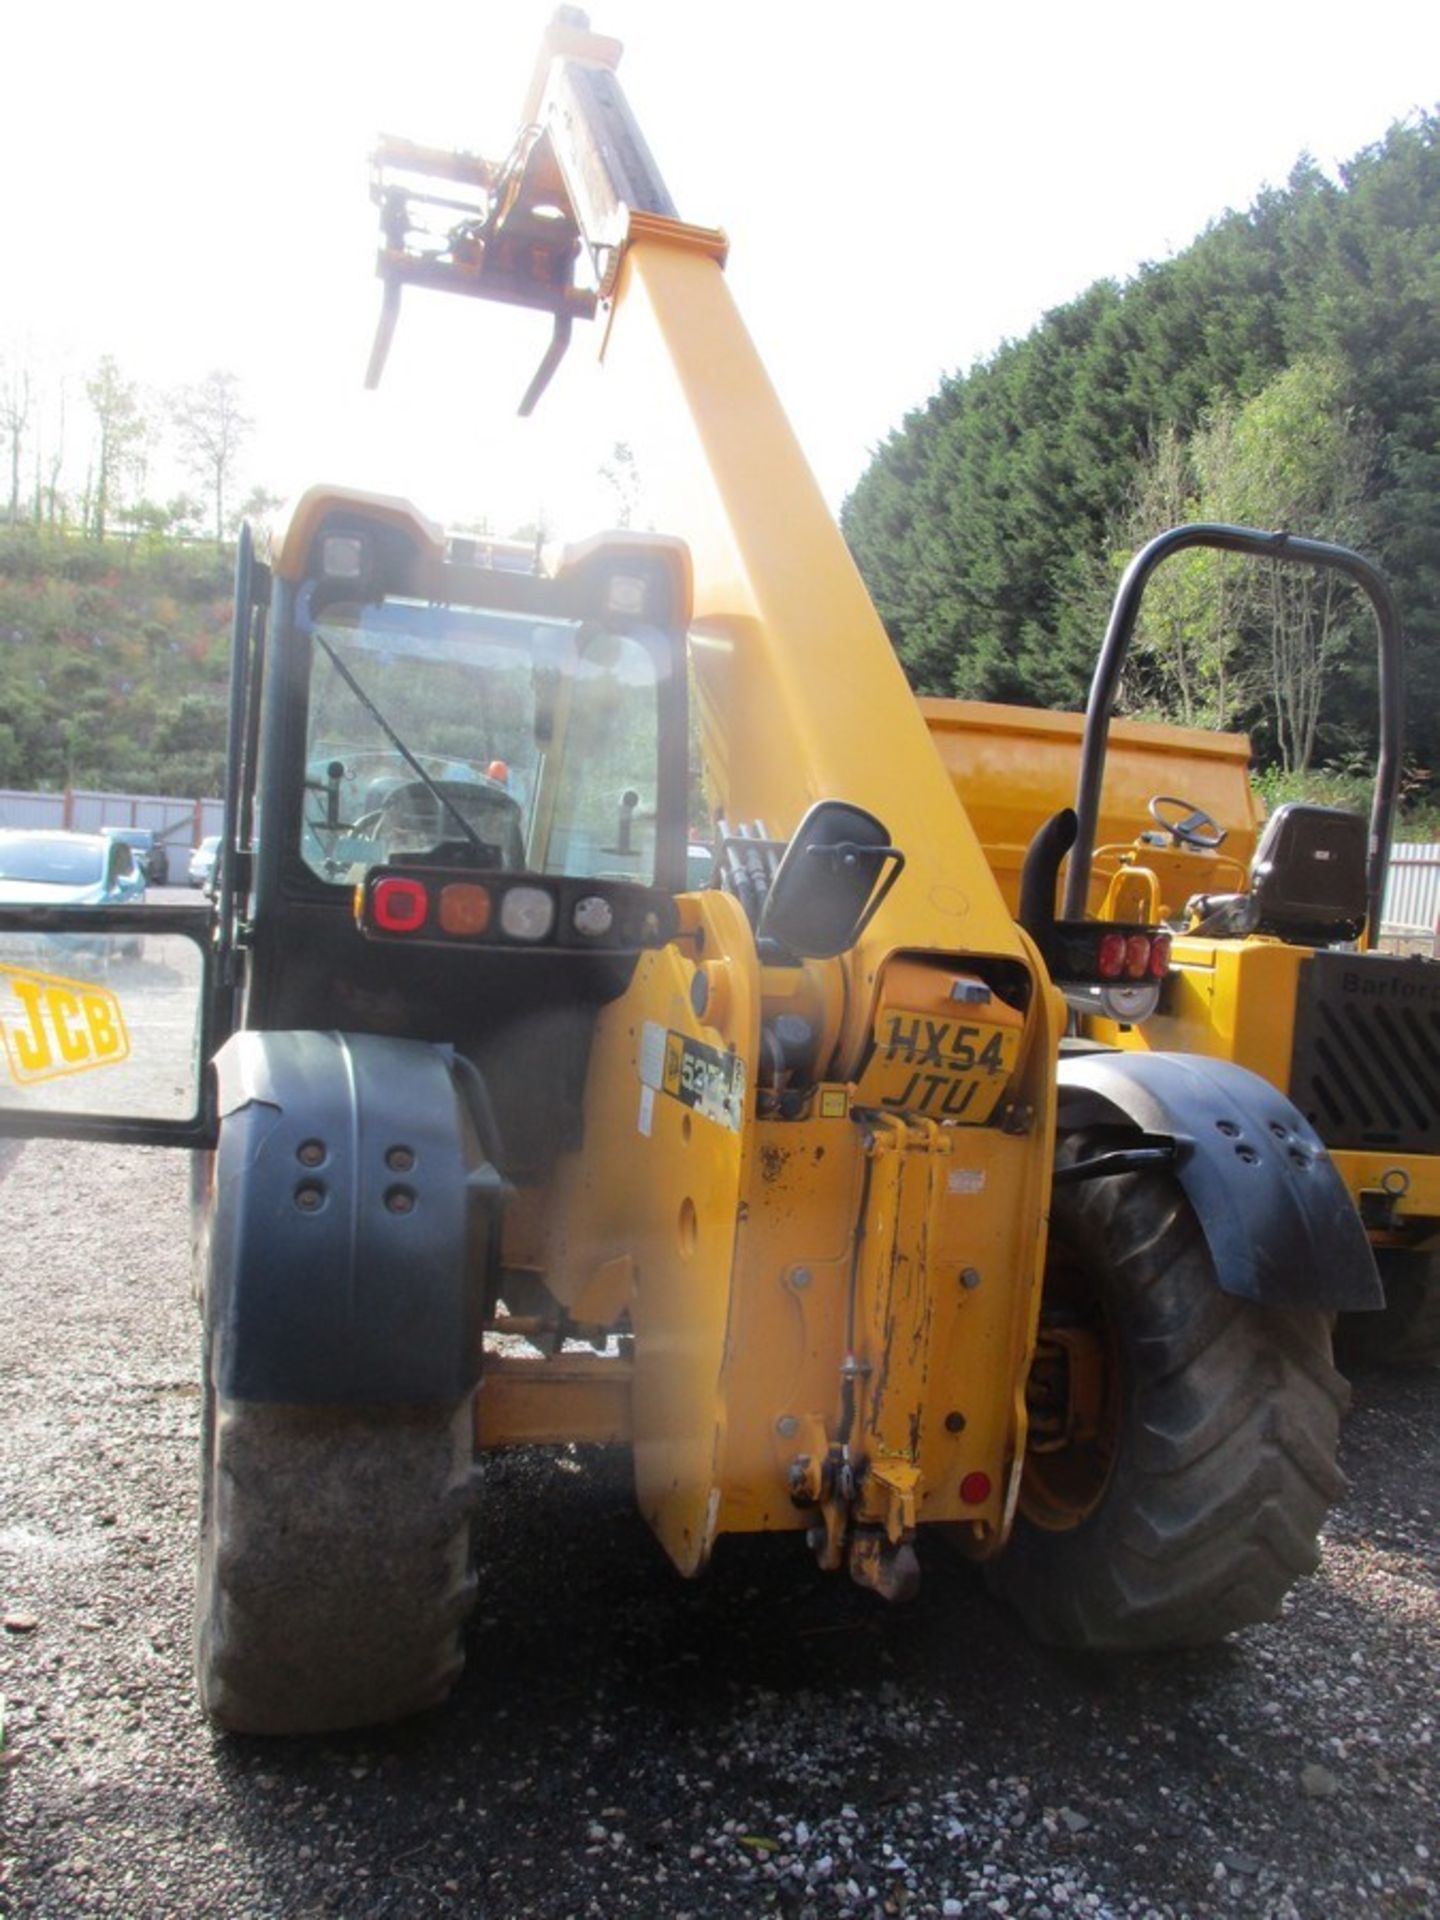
<box><xmin>1148</xmin><ymin>794</ymin><xmax>1226</xmax><ymax>851</ymax></box>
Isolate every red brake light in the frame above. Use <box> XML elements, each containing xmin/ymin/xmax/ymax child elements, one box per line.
<box><xmin>1124</xmin><ymin>934</ymin><xmax>1151</xmax><ymax>980</ymax></box>
<box><xmin>959</xmin><ymin>1471</ymin><xmax>992</xmax><ymax>1505</ymax></box>
<box><xmin>1097</xmin><ymin>931</ymin><xmax>1127</xmax><ymax>980</ymax></box>
<box><xmin>371</xmin><ymin>876</ymin><xmax>429</xmax><ymax>933</ymax></box>
<box><xmin>1149</xmin><ymin>932</ymin><xmax>1172</xmax><ymax>978</ymax></box>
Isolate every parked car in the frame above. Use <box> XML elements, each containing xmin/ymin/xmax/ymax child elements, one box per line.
<box><xmin>0</xmin><ymin>830</ymin><xmax>147</xmax><ymax>907</ymax></box>
<box><xmin>101</xmin><ymin>826</ymin><xmax>168</xmax><ymax>887</ymax></box>
<box><xmin>188</xmin><ymin>835</ymin><xmax>222</xmax><ymax>894</ymax></box>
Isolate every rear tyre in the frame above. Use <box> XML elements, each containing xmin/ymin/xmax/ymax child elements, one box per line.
<box><xmin>1334</xmin><ymin>1249</ymin><xmax>1440</xmax><ymax>1369</ymax></box>
<box><xmin>195</xmin><ymin>1371</ymin><xmax>477</xmax><ymax>1735</ymax></box>
<box><xmin>987</xmin><ymin>1148</ymin><xmax>1348</xmax><ymax>1650</ymax></box>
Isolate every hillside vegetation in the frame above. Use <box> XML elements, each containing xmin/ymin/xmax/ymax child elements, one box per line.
<box><xmin>841</xmin><ymin>114</ymin><xmax>1440</xmax><ymax>801</ymax></box>
<box><xmin>0</xmin><ymin>529</ymin><xmax>231</xmax><ymax>796</ymax></box>
<box><xmin>5</xmin><ymin>117</ymin><xmax>1439</xmax><ymax>829</ymax></box>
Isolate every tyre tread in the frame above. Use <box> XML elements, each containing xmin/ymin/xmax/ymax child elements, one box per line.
<box><xmin>196</xmin><ymin>1396</ymin><xmax>477</xmax><ymax>1735</ymax></box>
<box><xmin>989</xmin><ymin>1157</ymin><xmax>1345</xmax><ymax>1651</ymax></box>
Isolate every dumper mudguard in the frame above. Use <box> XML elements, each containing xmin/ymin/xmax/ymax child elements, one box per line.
<box><xmin>1056</xmin><ymin>1050</ymin><xmax>1382</xmax><ymax>1312</ymax></box>
<box><xmin>205</xmin><ymin>1030</ymin><xmax>501</xmax><ymax>1404</ymax></box>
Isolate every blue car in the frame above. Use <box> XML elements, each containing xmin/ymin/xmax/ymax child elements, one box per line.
<box><xmin>0</xmin><ymin>829</ymin><xmax>148</xmax><ymax>907</ymax></box>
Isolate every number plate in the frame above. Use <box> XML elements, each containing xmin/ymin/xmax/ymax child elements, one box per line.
<box><xmin>855</xmin><ymin>1011</ymin><xmax>1020</xmax><ymax>1123</ymax></box>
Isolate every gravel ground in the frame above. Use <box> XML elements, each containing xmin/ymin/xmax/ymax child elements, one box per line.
<box><xmin>1</xmin><ymin>1137</ymin><xmax>1437</xmax><ymax>1920</ymax></box>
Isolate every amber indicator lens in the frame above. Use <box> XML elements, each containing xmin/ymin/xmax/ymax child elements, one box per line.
<box><xmin>439</xmin><ymin>883</ymin><xmax>492</xmax><ymax>936</ymax></box>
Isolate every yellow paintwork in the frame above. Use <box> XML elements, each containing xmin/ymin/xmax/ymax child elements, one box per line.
<box><xmin>537</xmin><ymin>889</ymin><xmax>757</xmax><ymax>1574</ymax></box>
<box><xmin>711</xmin><ymin>943</ymin><xmax>1064</xmax><ymax>1554</ymax></box>
<box><xmin>601</xmin><ymin>237</ymin><xmax>1036</xmax><ymax>1044</ymax></box>
<box><xmin>429</xmin><ymin>206</ymin><xmax>1058</xmax><ymax>1577</ymax></box>
<box><xmin>1097</xmin><ymin>938</ymin><xmax>1306</xmax><ymax>1090</ymax></box>
<box><xmin>920</xmin><ymin>694</ymin><xmax>1440</xmax><ymax>1250</ymax></box>
<box><xmin>1330</xmin><ymin>1152</ymin><xmax>1440</xmax><ymax>1244</ymax></box>
<box><xmin>920</xmin><ymin>698</ymin><xmax>1258</xmax><ymax>917</ymax></box>
<box><xmin>1095</xmin><ymin>939</ymin><xmax>1440</xmax><ymax>1237</ymax></box>
<box><xmin>341</xmin><ymin>31</ymin><xmax>1068</xmax><ymax>1588</ymax></box>
<box><xmin>853</xmin><ymin>957</ymin><xmax>1025</xmax><ymax>1124</ymax></box>
<box><xmin>476</xmin><ymin>1354</ymin><xmax>632</xmax><ymax>1448</ymax></box>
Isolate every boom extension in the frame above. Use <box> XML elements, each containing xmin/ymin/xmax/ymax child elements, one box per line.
<box><xmin>365</xmin><ymin>7</ymin><xmax>698</xmax><ymax>412</ymax></box>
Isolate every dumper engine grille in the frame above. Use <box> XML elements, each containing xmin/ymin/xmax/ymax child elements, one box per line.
<box><xmin>1288</xmin><ymin>950</ymin><xmax>1440</xmax><ymax>1152</ymax></box>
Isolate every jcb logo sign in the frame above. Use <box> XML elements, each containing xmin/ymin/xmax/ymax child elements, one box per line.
<box><xmin>0</xmin><ymin>964</ymin><xmax>130</xmax><ymax>1085</ymax></box>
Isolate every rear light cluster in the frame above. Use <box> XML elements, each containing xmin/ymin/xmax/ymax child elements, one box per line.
<box><xmin>1096</xmin><ymin>929</ymin><xmax>1172</xmax><ymax>982</ymax></box>
<box><xmin>357</xmin><ymin>866</ymin><xmax>679</xmax><ymax>952</ymax></box>
<box><xmin>1045</xmin><ymin>920</ymin><xmax>1172</xmax><ymax>987</ymax></box>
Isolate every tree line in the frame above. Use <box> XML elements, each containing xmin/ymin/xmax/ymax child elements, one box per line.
<box><xmin>840</xmin><ymin>113</ymin><xmax>1440</xmax><ymax>788</ymax></box>
<box><xmin>0</xmin><ymin>357</ymin><xmax>278</xmax><ymax>546</ymax></box>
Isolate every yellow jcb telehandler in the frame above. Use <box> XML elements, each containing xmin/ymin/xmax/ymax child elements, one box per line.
<box><xmin>0</xmin><ymin>23</ymin><xmax>1377</xmax><ymax>1734</ymax></box>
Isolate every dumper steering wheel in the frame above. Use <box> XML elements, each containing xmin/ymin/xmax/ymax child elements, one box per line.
<box><xmin>1148</xmin><ymin>794</ymin><xmax>1226</xmax><ymax>850</ymax></box>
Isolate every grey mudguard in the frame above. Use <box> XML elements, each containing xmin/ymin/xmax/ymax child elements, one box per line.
<box><xmin>1056</xmin><ymin>1051</ymin><xmax>1382</xmax><ymax>1312</ymax></box>
<box><xmin>207</xmin><ymin>1030</ymin><xmax>501</xmax><ymax>1403</ymax></box>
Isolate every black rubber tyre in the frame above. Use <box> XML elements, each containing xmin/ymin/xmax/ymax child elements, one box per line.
<box><xmin>195</xmin><ymin>1376</ymin><xmax>478</xmax><ymax>1735</ymax></box>
<box><xmin>1334</xmin><ymin>1249</ymin><xmax>1440</xmax><ymax>1369</ymax></box>
<box><xmin>987</xmin><ymin>1151</ymin><xmax>1348</xmax><ymax>1650</ymax></box>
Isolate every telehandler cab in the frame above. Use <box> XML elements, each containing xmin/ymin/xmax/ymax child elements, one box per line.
<box><xmin>0</xmin><ymin>22</ymin><xmax>1377</xmax><ymax>1734</ymax></box>
<box><xmin>925</xmin><ymin>523</ymin><xmax>1439</xmax><ymax>1363</ymax></box>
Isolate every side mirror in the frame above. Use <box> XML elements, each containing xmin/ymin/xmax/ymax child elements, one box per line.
<box><xmin>757</xmin><ymin>801</ymin><xmax>904</xmax><ymax>959</ymax></box>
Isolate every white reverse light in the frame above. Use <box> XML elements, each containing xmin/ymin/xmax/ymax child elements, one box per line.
<box><xmin>499</xmin><ymin>885</ymin><xmax>556</xmax><ymax>941</ymax></box>
<box><xmin>572</xmin><ymin>895</ymin><xmax>615</xmax><ymax>937</ymax></box>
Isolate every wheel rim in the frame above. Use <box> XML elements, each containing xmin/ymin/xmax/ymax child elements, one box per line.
<box><xmin>1019</xmin><ymin>1244</ymin><xmax>1121</xmax><ymax>1531</ymax></box>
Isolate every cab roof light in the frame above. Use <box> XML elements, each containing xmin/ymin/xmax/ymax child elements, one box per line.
<box><xmin>320</xmin><ymin>534</ymin><xmax>367</xmax><ymax>580</ymax></box>
<box><xmin>604</xmin><ymin>572</ymin><xmax>649</xmax><ymax>618</ymax></box>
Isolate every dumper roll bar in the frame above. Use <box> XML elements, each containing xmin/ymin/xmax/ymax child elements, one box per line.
<box><xmin>1062</xmin><ymin>523</ymin><xmax>1406</xmax><ymax>944</ymax></box>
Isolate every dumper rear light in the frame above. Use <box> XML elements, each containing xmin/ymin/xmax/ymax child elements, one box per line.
<box><xmin>1050</xmin><ymin>922</ymin><xmax>1169</xmax><ymax>988</ymax></box>
<box><xmin>1044</xmin><ymin>919</ymin><xmax>1171</xmax><ymax>1026</ymax></box>
<box><xmin>1097</xmin><ymin>931</ymin><xmax>1127</xmax><ymax>980</ymax></box>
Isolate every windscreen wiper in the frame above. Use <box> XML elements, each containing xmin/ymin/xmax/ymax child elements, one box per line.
<box><xmin>313</xmin><ymin>633</ymin><xmax>487</xmax><ymax>857</ymax></box>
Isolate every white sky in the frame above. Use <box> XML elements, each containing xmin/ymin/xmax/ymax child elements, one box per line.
<box><xmin>3</xmin><ymin>0</ymin><xmax>1437</xmax><ymax>534</ymax></box>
